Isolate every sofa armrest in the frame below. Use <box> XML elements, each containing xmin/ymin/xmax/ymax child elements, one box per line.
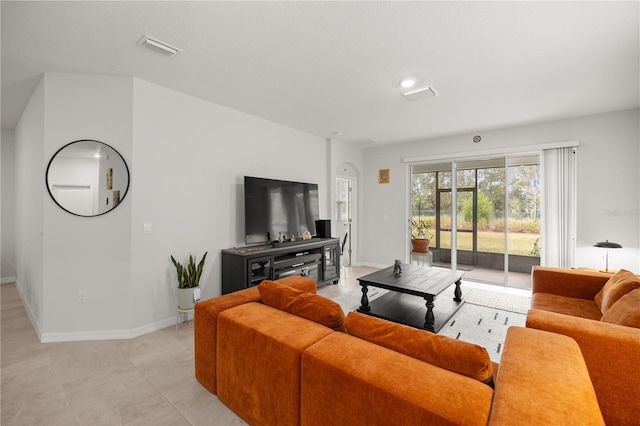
<box><xmin>526</xmin><ymin>309</ymin><xmax>640</xmax><ymax>425</ymax></box>
<box><xmin>194</xmin><ymin>275</ymin><xmax>317</xmax><ymax>393</ymax></box>
<box><xmin>531</xmin><ymin>266</ymin><xmax>609</xmax><ymax>300</ymax></box>
<box><xmin>489</xmin><ymin>327</ymin><xmax>604</xmax><ymax>426</ymax></box>
<box><xmin>195</xmin><ymin>286</ymin><xmax>261</xmax><ymax>393</ymax></box>
<box><xmin>217</xmin><ymin>303</ymin><xmax>333</xmax><ymax>426</ymax></box>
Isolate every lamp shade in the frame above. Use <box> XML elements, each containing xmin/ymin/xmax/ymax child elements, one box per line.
<box><xmin>594</xmin><ymin>240</ymin><xmax>623</xmax><ymax>249</ymax></box>
<box><xmin>593</xmin><ymin>240</ymin><xmax>622</xmax><ymax>273</ymax></box>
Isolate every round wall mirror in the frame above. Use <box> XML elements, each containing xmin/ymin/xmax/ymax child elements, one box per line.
<box><xmin>46</xmin><ymin>140</ymin><xmax>130</xmax><ymax>217</ymax></box>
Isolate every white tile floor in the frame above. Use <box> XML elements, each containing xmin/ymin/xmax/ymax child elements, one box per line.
<box><xmin>1</xmin><ymin>283</ymin><xmax>247</xmax><ymax>426</ymax></box>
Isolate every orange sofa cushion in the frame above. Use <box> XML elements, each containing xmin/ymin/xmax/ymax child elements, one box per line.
<box><xmin>258</xmin><ymin>279</ymin><xmax>346</xmax><ymax>331</ymax></box>
<box><xmin>594</xmin><ymin>269</ymin><xmax>640</xmax><ymax>313</ymax></box>
<box><xmin>531</xmin><ymin>292</ymin><xmax>603</xmax><ymax>320</ymax></box>
<box><xmin>343</xmin><ymin>312</ymin><xmax>493</xmax><ymax>385</ymax></box>
<box><xmin>273</xmin><ymin>275</ymin><xmax>318</xmax><ymax>293</ymax></box>
<box><xmin>301</xmin><ymin>332</ymin><xmax>494</xmax><ymax>426</ymax></box>
<box><xmin>601</xmin><ymin>289</ymin><xmax>640</xmax><ymax>328</ymax></box>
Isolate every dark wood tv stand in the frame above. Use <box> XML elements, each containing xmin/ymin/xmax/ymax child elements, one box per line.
<box><xmin>221</xmin><ymin>237</ymin><xmax>341</xmax><ymax>294</ymax></box>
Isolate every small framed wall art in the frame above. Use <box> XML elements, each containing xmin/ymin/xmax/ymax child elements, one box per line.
<box><xmin>378</xmin><ymin>168</ymin><xmax>390</xmax><ymax>184</ymax></box>
<box><xmin>106</xmin><ymin>168</ymin><xmax>113</xmax><ymax>190</ymax></box>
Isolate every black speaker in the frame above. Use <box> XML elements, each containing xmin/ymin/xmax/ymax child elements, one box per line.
<box><xmin>315</xmin><ymin>220</ymin><xmax>331</xmax><ymax>238</ymax></box>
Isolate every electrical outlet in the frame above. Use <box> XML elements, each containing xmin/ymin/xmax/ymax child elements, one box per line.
<box><xmin>78</xmin><ymin>290</ymin><xmax>87</xmax><ymax>303</ymax></box>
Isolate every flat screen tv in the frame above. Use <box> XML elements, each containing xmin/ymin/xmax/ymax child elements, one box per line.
<box><xmin>244</xmin><ymin>176</ymin><xmax>320</xmax><ymax>245</ymax></box>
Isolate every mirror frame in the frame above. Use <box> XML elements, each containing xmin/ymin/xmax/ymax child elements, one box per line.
<box><xmin>45</xmin><ymin>139</ymin><xmax>130</xmax><ymax>217</ymax></box>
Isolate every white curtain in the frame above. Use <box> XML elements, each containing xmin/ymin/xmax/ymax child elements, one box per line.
<box><xmin>541</xmin><ymin>146</ymin><xmax>577</xmax><ymax>267</ymax></box>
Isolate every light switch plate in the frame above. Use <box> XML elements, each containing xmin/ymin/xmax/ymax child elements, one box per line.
<box><xmin>143</xmin><ymin>223</ymin><xmax>152</xmax><ymax>234</ymax></box>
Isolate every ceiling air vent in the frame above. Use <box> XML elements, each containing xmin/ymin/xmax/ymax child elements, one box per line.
<box><xmin>137</xmin><ymin>35</ymin><xmax>182</xmax><ymax>58</ymax></box>
<box><xmin>402</xmin><ymin>86</ymin><xmax>438</xmax><ymax>102</ymax></box>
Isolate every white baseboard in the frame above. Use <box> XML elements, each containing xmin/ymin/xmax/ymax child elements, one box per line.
<box><xmin>40</xmin><ymin>315</ymin><xmax>184</xmax><ymax>343</ymax></box>
<box><xmin>1</xmin><ymin>277</ymin><xmax>17</xmax><ymax>284</ymax></box>
<box><xmin>12</xmin><ymin>278</ymin><xmax>191</xmax><ymax>343</ymax></box>
<box><xmin>129</xmin><ymin>315</ymin><xmax>185</xmax><ymax>339</ymax></box>
<box><xmin>15</xmin><ymin>280</ymin><xmax>43</xmax><ymax>340</ymax></box>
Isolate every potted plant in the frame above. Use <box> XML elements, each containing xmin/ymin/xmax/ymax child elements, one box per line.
<box><xmin>171</xmin><ymin>251</ymin><xmax>208</xmax><ymax>309</ymax></box>
<box><xmin>410</xmin><ymin>196</ymin><xmax>434</xmax><ymax>253</ymax></box>
<box><xmin>411</xmin><ymin>218</ymin><xmax>433</xmax><ymax>253</ymax></box>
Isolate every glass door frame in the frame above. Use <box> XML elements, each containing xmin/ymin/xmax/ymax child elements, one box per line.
<box><xmin>436</xmin><ymin>187</ymin><xmax>477</xmax><ymax>265</ymax></box>
<box><xmin>335</xmin><ymin>175</ymin><xmax>356</xmax><ymax>267</ymax></box>
<box><xmin>410</xmin><ymin>154</ymin><xmax>540</xmax><ymax>288</ymax></box>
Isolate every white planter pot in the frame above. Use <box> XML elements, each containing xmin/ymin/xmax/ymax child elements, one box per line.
<box><xmin>177</xmin><ymin>287</ymin><xmax>199</xmax><ymax>309</ymax></box>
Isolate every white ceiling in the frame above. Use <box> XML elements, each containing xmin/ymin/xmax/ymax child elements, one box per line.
<box><xmin>2</xmin><ymin>1</ymin><xmax>639</xmax><ymax>146</ymax></box>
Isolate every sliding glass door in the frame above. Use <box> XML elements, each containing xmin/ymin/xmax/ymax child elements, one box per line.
<box><xmin>411</xmin><ymin>155</ymin><xmax>540</xmax><ymax>288</ymax></box>
<box><xmin>505</xmin><ymin>157</ymin><xmax>541</xmax><ymax>287</ymax></box>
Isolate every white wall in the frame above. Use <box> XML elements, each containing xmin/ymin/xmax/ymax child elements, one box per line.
<box><xmin>11</xmin><ymin>70</ymin><xmax>636</xmax><ymax>340</ymax></box>
<box><xmin>14</xmin><ymin>78</ymin><xmax>46</xmax><ymax>334</ymax></box>
<box><xmin>41</xmin><ymin>73</ymin><xmax>134</xmax><ymax>340</ymax></box>
<box><xmin>129</xmin><ymin>79</ymin><xmax>329</xmax><ymax>329</ymax></box>
<box><xmin>1</xmin><ymin>129</ymin><xmax>16</xmax><ymax>282</ymax></box>
<box><xmin>13</xmin><ymin>73</ymin><xmax>330</xmax><ymax>340</ymax></box>
<box><xmin>362</xmin><ymin>109</ymin><xmax>640</xmax><ymax>273</ymax></box>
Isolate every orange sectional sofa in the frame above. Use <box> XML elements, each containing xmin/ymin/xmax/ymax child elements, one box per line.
<box><xmin>526</xmin><ymin>266</ymin><xmax>640</xmax><ymax>425</ymax></box>
<box><xmin>196</xmin><ymin>276</ymin><xmax>604</xmax><ymax>425</ymax></box>
<box><xmin>194</xmin><ymin>275</ymin><xmax>317</xmax><ymax>394</ymax></box>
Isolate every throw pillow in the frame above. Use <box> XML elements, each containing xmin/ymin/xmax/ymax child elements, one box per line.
<box><xmin>343</xmin><ymin>311</ymin><xmax>493</xmax><ymax>385</ymax></box>
<box><xmin>594</xmin><ymin>269</ymin><xmax>640</xmax><ymax>314</ymax></box>
<box><xmin>258</xmin><ymin>280</ymin><xmax>346</xmax><ymax>331</ymax></box>
<box><xmin>601</xmin><ymin>289</ymin><xmax>640</xmax><ymax>328</ymax></box>
<box><xmin>273</xmin><ymin>275</ymin><xmax>317</xmax><ymax>293</ymax></box>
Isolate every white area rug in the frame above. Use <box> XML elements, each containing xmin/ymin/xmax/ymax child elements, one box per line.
<box><xmin>439</xmin><ymin>304</ymin><xmax>527</xmax><ymax>363</ymax></box>
<box><xmin>330</xmin><ymin>286</ymin><xmax>531</xmax><ymax>363</ymax></box>
<box><xmin>463</xmin><ymin>287</ymin><xmax>531</xmax><ymax>315</ymax></box>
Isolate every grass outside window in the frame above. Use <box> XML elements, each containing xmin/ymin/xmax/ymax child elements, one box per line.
<box><xmin>438</xmin><ymin>231</ymin><xmax>538</xmax><ymax>256</ymax></box>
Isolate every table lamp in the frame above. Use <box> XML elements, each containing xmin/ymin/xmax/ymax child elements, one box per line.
<box><xmin>593</xmin><ymin>240</ymin><xmax>622</xmax><ymax>273</ymax></box>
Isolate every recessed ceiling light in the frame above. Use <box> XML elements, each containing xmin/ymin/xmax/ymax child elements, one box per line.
<box><xmin>400</xmin><ymin>78</ymin><xmax>417</xmax><ymax>89</ymax></box>
<box><xmin>137</xmin><ymin>35</ymin><xmax>182</xmax><ymax>58</ymax></box>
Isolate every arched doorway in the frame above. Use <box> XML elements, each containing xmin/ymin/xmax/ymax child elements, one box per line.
<box><xmin>335</xmin><ymin>162</ymin><xmax>358</xmax><ymax>266</ymax></box>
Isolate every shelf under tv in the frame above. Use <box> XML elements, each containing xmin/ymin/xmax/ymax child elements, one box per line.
<box><xmin>221</xmin><ymin>237</ymin><xmax>341</xmax><ymax>294</ymax></box>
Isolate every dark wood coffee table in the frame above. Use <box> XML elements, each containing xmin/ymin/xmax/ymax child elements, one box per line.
<box><xmin>357</xmin><ymin>264</ymin><xmax>464</xmax><ymax>333</ymax></box>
